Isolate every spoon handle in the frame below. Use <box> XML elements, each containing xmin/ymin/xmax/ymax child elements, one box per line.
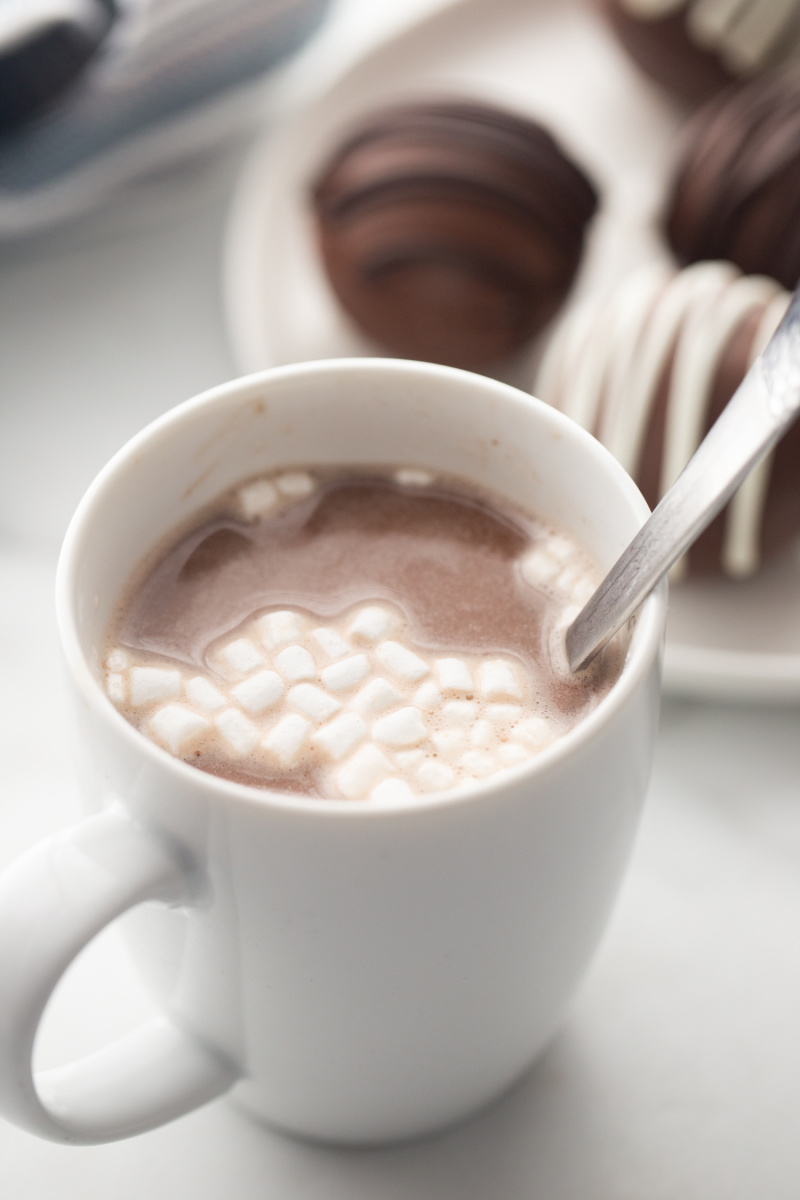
<box><xmin>566</xmin><ymin>285</ymin><xmax>800</xmax><ymax>673</ymax></box>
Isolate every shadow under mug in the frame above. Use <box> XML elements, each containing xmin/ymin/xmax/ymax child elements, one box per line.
<box><xmin>0</xmin><ymin>359</ymin><xmax>666</xmax><ymax>1145</ymax></box>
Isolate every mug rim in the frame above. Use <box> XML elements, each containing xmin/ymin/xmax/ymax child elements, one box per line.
<box><xmin>56</xmin><ymin>357</ymin><xmax>666</xmax><ymax>820</ymax></box>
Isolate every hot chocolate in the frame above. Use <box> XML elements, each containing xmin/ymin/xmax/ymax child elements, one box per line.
<box><xmin>103</xmin><ymin>466</ymin><xmax>622</xmax><ymax>801</ymax></box>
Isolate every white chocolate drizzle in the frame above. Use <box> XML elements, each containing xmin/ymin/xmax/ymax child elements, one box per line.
<box><xmin>620</xmin><ymin>0</ymin><xmax>800</xmax><ymax>75</ymax></box>
<box><xmin>722</xmin><ymin>293</ymin><xmax>788</xmax><ymax>575</ymax></box>
<box><xmin>535</xmin><ymin>261</ymin><xmax>790</xmax><ymax>578</ymax></box>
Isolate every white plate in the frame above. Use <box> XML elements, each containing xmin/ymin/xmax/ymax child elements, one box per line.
<box><xmin>663</xmin><ymin>540</ymin><xmax>800</xmax><ymax>701</ymax></box>
<box><xmin>223</xmin><ymin>0</ymin><xmax>800</xmax><ymax>701</ymax></box>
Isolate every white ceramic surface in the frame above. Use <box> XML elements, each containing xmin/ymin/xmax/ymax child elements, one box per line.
<box><xmin>0</xmin><ymin>359</ymin><xmax>665</xmax><ymax>1146</ymax></box>
<box><xmin>222</xmin><ymin>0</ymin><xmax>800</xmax><ymax>701</ymax></box>
<box><xmin>663</xmin><ymin>542</ymin><xmax>800</xmax><ymax>701</ymax></box>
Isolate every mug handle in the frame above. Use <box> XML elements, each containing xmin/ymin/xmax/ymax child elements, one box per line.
<box><xmin>0</xmin><ymin>808</ymin><xmax>239</xmax><ymax>1144</ymax></box>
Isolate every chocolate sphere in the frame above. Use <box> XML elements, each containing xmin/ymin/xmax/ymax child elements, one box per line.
<box><xmin>602</xmin><ymin>0</ymin><xmax>800</xmax><ymax>106</ymax></box>
<box><xmin>666</xmin><ymin>71</ymin><xmax>800</xmax><ymax>290</ymax></box>
<box><xmin>535</xmin><ymin>260</ymin><xmax>798</xmax><ymax>576</ymax></box>
<box><xmin>310</xmin><ymin>102</ymin><xmax>598</xmax><ymax>371</ymax></box>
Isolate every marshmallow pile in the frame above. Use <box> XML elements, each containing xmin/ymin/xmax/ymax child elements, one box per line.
<box><xmin>104</xmin><ymin>601</ymin><xmax>567</xmax><ymax>802</ymax></box>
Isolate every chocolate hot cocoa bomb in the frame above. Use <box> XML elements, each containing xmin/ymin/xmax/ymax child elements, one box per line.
<box><xmin>310</xmin><ymin>102</ymin><xmax>598</xmax><ymax>371</ymax></box>
<box><xmin>666</xmin><ymin>71</ymin><xmax>800</xmax><ymax>290</ymax></box>
<box><xmin>603</xmin><ymin>0</ymin><xmax>800</xmax><ymax>105</ymax></box>
<box><xmin>535</xmin><ymin>260</ymin><xmax>799</xmax><ymax>577</ymax></box>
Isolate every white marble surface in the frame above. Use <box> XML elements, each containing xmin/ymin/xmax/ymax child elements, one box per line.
<box><xmin>1</xmin><ymin>1</ymin><xmax>800</xmax><ymax>1195</ymax></box>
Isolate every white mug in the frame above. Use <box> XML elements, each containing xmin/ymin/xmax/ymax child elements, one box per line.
<box><xmin>0</xmin><ymin>359</ymin><xmax>665</xmax><ymax>1146</ymax></box>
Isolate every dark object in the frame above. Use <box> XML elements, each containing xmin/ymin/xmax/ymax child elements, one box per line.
<box><xmin>666</xmin><ymin>70</ymin><xmax>800</xmax><ymax>290</ymax></box>
<box><xmin>603</xmin><ymin>0</ymin><xmax>731</xmax><ymax>105</ymax></box>
<box><xmin>311</xmin><ymin>101</ymin><xmax>598</xmax><ymax>370</ymax></box>
<box><xmin>602</xmin><ymin>0</ymin><xmax>800</xmax><ymax>107</ymax></box>
<box><xmin>0</xmin><ymin>0</ymin><xmax>114</xmax><ymax>135</ymax></box>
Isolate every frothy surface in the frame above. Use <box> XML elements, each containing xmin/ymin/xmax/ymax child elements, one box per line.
<box><xmin>104</xmin><ymin>468</ymin><xmax>622</xmax><ymax>800</ymax></box>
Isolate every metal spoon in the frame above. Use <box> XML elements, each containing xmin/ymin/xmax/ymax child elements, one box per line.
<box><xmin>566</xmin><ymin>286</ymin><xmax>800</xmax><ymax>673</ymax></box>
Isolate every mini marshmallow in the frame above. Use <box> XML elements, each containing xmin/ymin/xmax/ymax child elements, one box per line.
<box><xmin>511</xmin><ymin>717</ymin><xmax>553</xmax><ymax>751</ymax></box>
<box><xmin>263</xmin><ymin>713</ymin><xmax>311</xmax><ymax>767</ymax></box>
<box><xmin>275</xmin><ymin>644</ymin><xmax>316</xmax><ymax>682</ymax></box>
<box><xmin>394</xmin><ymin>467</ymin><xmax>435</xmax><ymax>487</ymax></box>
<box><xmin>219</xmin><ymin>639</ymin><xmax>264</xmax><ymax>676</ymax></box>
<box><xmin>336</xmin><ymin>745</ymin><xmax>391</xmax><ymax>799</ymax></box>
<box><xmin>460</xmin><ymin>750</ymin><xmax>496</xmax><ymax>777</ymax></box>
<box><xmin>230</xmin><ymin>669</ymin><xmax>284</xmax><ymax>714</ymax></box>
<box><xmin>519</xmin><ymin>546</ymin><xmax>562</xmax><ymax>589</ymax></box>
<box><xmin>372</xmin><ymin>707</ymin><xmax>428</xmax><ymax>748</ymax></box>
<box><xmin>543</xmin><ymin>533</ymin><xmax>577</xmax><ymax>565</ymax></box>
<box><xmin>311</xmin><ymin>712</ymin><xmax>367</xmax><ymax>761</ymax></box>
<box><xmin>558</xmin><ymin>569</ymin><xmax>596</xmax><ymax>607</ymax></box>
<box><xmin>557</xmin><ymin>562</ymin><xmax>589</xmax><ymax>595</ymax></box>
<box><xmin>187</xmin><ymin>676</ymin><xmax>226</xmax><ymax>713</ymax></box>
<box><xmin>287</xmin><ymin>683</ymin><xmax>341</xmax><ymax>723</ymax></box>
<box><xmin>311</xmin><ymin>627</ymin><xmax>351</xmax><ymax>661</ymax></box>
<box><xmin>393</xmin><ymin>748</ymin><xmax>425</xmax><ymax>769</ymax></box>
<box><xmin>520</xmin><ymin>534</ymin><xmax>586</xmax><ymax>593</ymax></box>
<box><xmin>348</xmin><ymin>606</ymin><xmax>396</xmax><ymax>644</ymax></box>
<box><xmin>497</xmin><ymin>743</ymin><xmax>531</xmax><ymax>765</ymax></box>
<box><xmin>417</xmin><ymin>761</ymin><xmax>456</xmax><ymax>792</ymax></box>
<box><xmin>216</xmin><ymin>708</ymin><xmax>260</xmax><ymax>755</ymax></box>
<box><xmin>371</xmin><ymin>778</ymin><xmax>416</xmax><ymax>803</ymax></box>
<box><xmin>351</xmin><ymin>676</ymin><xmax>404</xmax><ymax>716</ymax></box>
<box><xmin>106</xmin><ymin>673</ymin><xmax>126</xmax><ymax>704</ymax></box>
<box><xmin>129</xmin><ymin>667</ymin><xmax>182</xmax><ymax>707</ymax></box>
<box><xmin>238</xmin><ymin>478</ymin><xmax>278</xmax><ymax>520</ymax></box>
<box><xmin>470</xmin><ymin>719</ymin><xmax>494</xmax><ymax>748</ymax></box>
<box><xmin>149</xmin><ymin>704</ymin><xmax>210</xmax><ymax>754</ymax></box>
<box><xmin>478</xmin><ymin>659</ymin><xmax>522</xmax><ymax>701</ymax></box>
<box><xmin>275</xmin><ymin>471</ymin><xmax>315</xmax><ymax>497</ymax></box>
<box><xmin>441</xmin><ymin>701</ymin><xmax>478</xmax><ymax>728</ymax></box>
<box><xmin>435</xmin><ymin>658</ymin><xmax>473</xmax><ymax>693</ymax></box>
<box><xmin>431</xmin><ymin>729</ymin><xmax>466</xmax><ymax>755</ymax></box>
<box><xmin>414</xmin><ymin>681</ymin><xmax>442</xmax><ymax>710</ymax></box>
<box><xmin>257</xmin><ymin>610</ymin><xmax>306</xmax><ymax>650</ymax></box>
<box><xmin>106</xmin><ymin>648</ymin><xmax>129</xmax><ymax>671</ymax></box>
<box><xmin>375</xmin><ymin>641</ymin><xmax>429</xmax><ymax>682</ymax></box>
<box><xmin>321</xmin><ymin>654</ymin><xmax>370</xmax><ymax>692</ymax></box>
<box><xmin>486</xmin><ymin>703</ymin><xmax>523</xmax><ymax>725</ymax></box>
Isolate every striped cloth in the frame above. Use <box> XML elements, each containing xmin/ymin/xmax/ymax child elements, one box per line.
<box><xmin>0</xmin><ymin>0</ymin><xmax>330</xmax><ymax>234</ymax></box>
